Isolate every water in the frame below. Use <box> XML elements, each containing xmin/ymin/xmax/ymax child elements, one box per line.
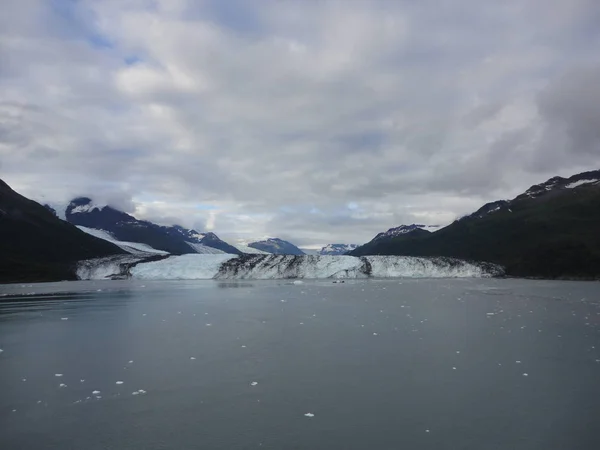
<box><xmin>1</xmin><ymin>278</ymin><xmax>599</xmax><ymax>449</ymax></box>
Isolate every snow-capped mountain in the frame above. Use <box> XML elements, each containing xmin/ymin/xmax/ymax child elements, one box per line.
<box><xmin>372</xmin><ymin>224</ymin><xmax>441</xmax><ymax>242</ymax></box>
<box><xmin>228</xmin><ymin>242</ymin><xmax>270</xmax><ymax>255</ymax></box>
<box><xmin>461</xmin><ymin>169</ymin><xmax>600</xmax><ymax>222</ymax></box>
<box><xmin>77</xmin><ymin>226</ymin><xmax>169</xmax><ymax>256</ymax></box>
<box><xmin>56</xmin><ymin>197</ymin><xmax>241</xmax><ymax>255</ymax></box>
<box><xmin>516</xmin><ymin>170</ymin><xmax>600</xmax><ymax>201</ymax></box>
<box><xmin>0</xmin><ymin>179</ymin><xmax>124</xmax><ymax>282</ymax></box>
<box><xmin>247</xmin><ymin>238</ymin><xmax>305</xmax><ymax>255</ymax></box>
<box><xmin>350</xmin><ymin>169</ymin><xmax>600</xmax><ymax>278</ymax></box>
<box><xmin>319</xmin><ymin>244</ymin><xmax>359</xmax><ymax>255</ymax></box>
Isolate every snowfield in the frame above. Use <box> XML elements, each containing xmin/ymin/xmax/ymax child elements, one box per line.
<box><xmin>77</xmin><ymin>226</ymin><xmax>168</xmax><ymax>256</ymax></box>
<box><xmin>185</xmin><ymin>242</ymin><xmax>226</xmax><ymax>254</ymax></box>
<box><xmin>78</xmin><ymin>254</ymin><xmax>503</xmax><ymax>280</ymax></box>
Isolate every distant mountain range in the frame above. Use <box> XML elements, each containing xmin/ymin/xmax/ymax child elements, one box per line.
<box><xmin>319</xmin><ymin>244</ymin><xmax>359</xmax><ymax>255</ymax></box>
<box><xmin>351</xmin><ymin>170</ymin><xmax>600</xmax><ymax>279</ymax></box>
<box><xmin>2</xmin><ymin>168</ymin><xmax>599</xmax><ymax>282</ymax></box>
<box><xmin>247</xmin><ymin>238</ymin><xmax>305</xmax><ymax>255</ymax></box>
<box><xmin>49</xmin><ymin>197</ymin><xmax>241</xmax><ymax>256</ymax></box>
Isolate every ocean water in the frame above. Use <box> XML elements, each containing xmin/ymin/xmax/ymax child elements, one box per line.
<box><xmin>0</xmin><ymin>278</ymin><xmax>599</xmax><ymax>449</ymax></box>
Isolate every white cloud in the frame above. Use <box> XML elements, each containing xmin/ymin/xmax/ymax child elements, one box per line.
<box><xmin>1</xmin><ymin>0</ymin><xmax>599</xmax><ymax>247</ymax></box>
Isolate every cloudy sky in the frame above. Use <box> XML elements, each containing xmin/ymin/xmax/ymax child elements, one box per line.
<box><xmin>2</xmin><ymin>0</ymin><xmax>600</xmax><ymax>248</ymax></box>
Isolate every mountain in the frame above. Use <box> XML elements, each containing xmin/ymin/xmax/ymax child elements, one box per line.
<box><xmin>60</xmin><ymin>197</ymin><xmax>241</xmax><ymax>255</ymax></box>
<box><xmin>351</xmin><ymin>170</ymin><xmax>600</xmax><ymax>279</ymax></box>
<box><xmin>319</xmin><ymin>244</ymin><xmax>359</xmax><ymax>255</ymax></box>
<box><xmin>248</xmin><ymin>238</ymin><xmax>305</xmax><ymax>255</ymax></box>
<box><xmin>228</xmin><ymin>242</ymin><xmax>270</xmax><ymax>255</ymax></box>
<box><xmin>372</xmin><ymin>224</ymin><xmax>441</xmax><ymax>242</ymax></box>
<box><xmin>0</xmin><ymin>180</ymin><xmax>125</xmax><ymax>282</ymax></box>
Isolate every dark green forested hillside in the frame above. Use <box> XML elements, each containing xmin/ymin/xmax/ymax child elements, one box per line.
<box><xmin>351</xmin><ymin>173</ymin><xmax>600</xmax><ymax>279</ymax></box>
<box><xmin>0</xmin><ymin>179</ymin><xmax>124</xmax><ymax>283</ymax></box>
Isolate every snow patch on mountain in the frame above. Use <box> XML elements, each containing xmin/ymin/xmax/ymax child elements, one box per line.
<box><xmin>319</xmin><ymin>244</ymin><xmax>359</xmax><ymax>255</ymax></box>
<box><xmin>230</xmin><ymin>242</ymin><xmax>270</xmax><ymax>254</ymax></box>
<box><xmin>372</xmin><ymin>224</ymin><xmax>440</xmax><ymax>242</ymax></box>
<box><xmin>248</xmin><ymin>238</ymin><xmax>305</xmax><ymax>255</ymax></box>
<box><xmin>77</xmin><ymin>226</ymin><xmax>168</xmax><ymax>255</ymax></box>
<box><xmin>70</xmin><ymin>202</ymin><xmax>106</xmax><ymax>214</ymax></box>
<box><xmin>565</xmin><ymin>178</ymin><xmax>600</xmax><ymax>189</ymax></box>
<box><xmin>185</xmin><ymin>242</ymin><xmax>226</xmax><ymax>254</ymax></box>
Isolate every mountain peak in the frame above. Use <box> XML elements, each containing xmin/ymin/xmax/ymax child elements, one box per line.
<box><xmin>319</xmin><ymin>244</ymin><xmax>359</xmax><ymax>255</ymax></box>
<box><xmin>372</xmin><ymin>224</ymin><xmax>438</xmax><ymax>242</ymax></box>
<box><xmin>248</xmin><ymin>237</ymin><xmax>305</xmax><ymax>255</ymax></box>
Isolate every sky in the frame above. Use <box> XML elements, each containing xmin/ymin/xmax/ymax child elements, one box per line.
<box><xmin>1</xmin><ymin>0</ymin><xmax>600</xmax><ymax>249</ymax></box>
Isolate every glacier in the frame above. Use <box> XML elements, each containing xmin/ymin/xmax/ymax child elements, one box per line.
<box><xmin>77</xmin><ymin>226</ymin><xmax>168</xmax><ymax>255</ymax></box>
<box><xmin>77</xmin><ymin>254</ymin><xmax>503</xmax><ymax>280</ymax></box>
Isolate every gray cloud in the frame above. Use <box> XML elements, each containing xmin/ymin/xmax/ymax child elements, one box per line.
<box><xmin>1</xmin><ymin>0</ymin><xmax>600</xmax><ymax>247</ymax></box>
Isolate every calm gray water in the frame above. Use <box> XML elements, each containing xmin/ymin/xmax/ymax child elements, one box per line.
<box><xmin>1</xmin><ymin>278</ymin><xmax>599</xmax><ymax>450</ymax></box>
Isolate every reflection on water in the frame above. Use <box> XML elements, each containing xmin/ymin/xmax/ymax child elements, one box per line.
<box><xmin>216</xmin><ymin>282</ymin><xmax>255</xmax><ymax>289</ymax></box>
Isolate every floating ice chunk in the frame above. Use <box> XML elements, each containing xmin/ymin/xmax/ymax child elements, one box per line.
<box><xmin>486</xmin><ymin>313</ymin><xmax>495</xmax><ymax>316</ymax></box>
<box><xmin>425</xmin><ymin>429</ymin><xmax>430</xmax><ymax>433</ymax></box>
<box><xmin>92</xmin><ymin>390</ymin><xmax>101</xmax><ymax>395</ymax></box>
<box><xmin>61</xmin><ymin>318</ymin><xmax>68</xmax><ymax>321</ymax></box>
<box><xmin>132</xmin><ymin>391</ymin><xmax>139</xmax><ymax>396</ymax></box>
<box><xmin>241</xmin><ymin>345</ymin><xmax>246</xmax><ymax>348</ymax></box>
<box><xmin>59</xmin><ymin>383</ymin><xmax>67</xmax><ymax>388</ymax></box>
<box><xmin>373</xmin><ymin>333</ymin><xmax>378</xmax><ymax>336</ymax></box>
<box><xmin>55</xmin><ymin>374</ymin><xmax>63</xmax><ymax>377</ymax></box>
<box><xmin>128</xmin><ymin>361</ymin><xmax>133</xmax><ymax>364</ymax></box>
<box><xmin>299</xmin><ymin>322</ymin><xmax>304</xmax><ymax>325</ymax></box>
<box><xmin>138</xmin><ymin>389</ymin><xmax>147</xmax><ymax>394</ymax></box>
<box><xmin>292</xmin><ymin>280</ymin><xmax>303</xmax><ymax>285</ymax></box>
<box><xmin>250</xmin><ymin>381</ymin><xmax>258</xmax><ymax>386</ymax></box>
<box><xmin>190</xmin><ymin>357</ymin><xmax>196</xmax><ymax>360</ymax></box>
<box><xmin>116</xmin><ymin>381</ymin><xmax>124</xmax><ymax>385</ymax></box>
<box><xmin>523</xmin><ymin>373</ymin><xmax>528</xmax><ymax>377</ymax></box>
<box><xmin>142</xmin><ymin>314</ymin><xmax>147</xmax><ymax>317</ymax></box>
<box><xmin>37</xmin><ymin>400</ymin><xmax>42</xmax><ymax>404</ymax></box>
<box><xmin>22</xmin><ymin>378</ymin><xmax>27</xmax><ymax>382</ymax></box>
<box><xmin>516</xmin><ymin>361</ymin><xmax>521</xmax><ymax>364</ymax></box>
<box><xmin>0</xmin><ymin>348</ymin><xmax>3</xmax><ymax>353</ymax></box>
<box><xmin>80</xmin><ymin>379</ymin><xmax>85</xmax><ymax>383</ymax></box>
<box><xmin>304</xmin><ymin>413</ymin><xmax>315</xmax><ymax>417</ymax></box>
<box><xmin>206</xmin><ymin>323</ymin><xmax>212</xmax><ymax>326</ymax></box>
<box><xmin>456</xmin><ymin>351</ymin><xmax>460</xmax><ymax>354</ymax></box>
<box><xmin>452</xmin><ymin>367</ymin><xmax>457</xmax><ymax>370</ymax></box>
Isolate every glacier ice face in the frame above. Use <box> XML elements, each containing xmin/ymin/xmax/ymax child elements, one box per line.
<box><xmin>75</xmin><ymin>254</ymin><xmax>504</xmax><ymax>281</ymax></box>
<box><xmin>216</xmin><ymin>255</ymin><xmax>368</xmax><ymax>279</ymax></box>
<box><xmin>77</xmin><ymin>254</ymin><xmax>503</xmax><ymax>280</ymax></box>
<box><xmin>364</xmin><ymin>256</ymin><xmax>500</xmax><ymax>278</ymax></box>
<box><xmin>130</xmin><ymin>254</ymin><xmax>237</xmax><ymax>280</ymax></box>
<box><xmin>76</xmin><ymin>254</ymin><xmax>168</xmax><ymax>280</ymax></box>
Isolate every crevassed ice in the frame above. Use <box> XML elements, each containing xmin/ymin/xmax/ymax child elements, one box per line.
<box><xmin>93</xmin><ymin>254</ymin><xmax>505</xmax><ymax>280</ymax></box>
<box><xmin>130</xmin><ymin>254</ymin><xmax>237</xmax><ymax>280</ymax></box>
